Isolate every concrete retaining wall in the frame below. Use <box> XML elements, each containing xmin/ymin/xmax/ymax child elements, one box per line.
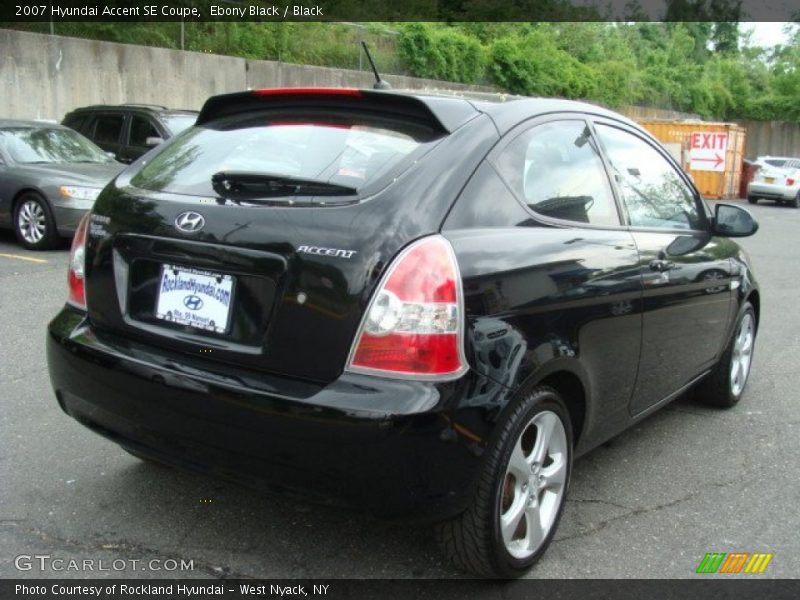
<box><xmin>3</xmin><ymin>28</ymin><xmax>799</xmax><ymax>160</ymax></box>
<box><xmin>0</xmin><ymin>29</ymin><xmax>494</xmax><ymax>121</ymax></box>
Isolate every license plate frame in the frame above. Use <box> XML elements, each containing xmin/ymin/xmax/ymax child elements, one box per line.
<box><xmin>155</xmin><ymin>264</ymin><xmax>235</xmax><ymax>335</ymax></box>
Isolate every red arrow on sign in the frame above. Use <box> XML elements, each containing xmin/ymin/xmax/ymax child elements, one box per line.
<box><xmin>693</xmin><ymin>154</ymin><xmax>725</xmax><ymax>168</ymax></box>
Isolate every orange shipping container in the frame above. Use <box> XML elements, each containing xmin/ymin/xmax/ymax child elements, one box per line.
<box><xmin>637</xmin><ymin>120</ymin><xmax>746</xmax><ymax>200</ymax></box>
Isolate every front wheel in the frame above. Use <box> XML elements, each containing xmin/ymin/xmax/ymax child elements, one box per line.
<box><xmin>696</xmin><ymin>302</ymin><xmax>756</xmax><ymax>408</ymax></box>
<box><xmin>435</xmin><ymin>386</ymin><xmax>572</xmax><ymax>578</ymax></box>
<box><xmin>13</xmin><ymin>193</ymin><xmax>59</xmax><ymax>250</ymax></box>
<box><xmin>747</xmin><ymin>195</ymin><xmax>758</xmax><ymax>204</ymax></box>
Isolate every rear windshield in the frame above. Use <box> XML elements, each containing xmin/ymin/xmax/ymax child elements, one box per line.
<box><xmin>130</xmin><ymin>112</ymin><xmax>436</xmax><ymax>199</ymax></box>
<box><xmin>764</xmin><ymin>159</ymin><xmax>788</xmax><ymax>167</ymax></box>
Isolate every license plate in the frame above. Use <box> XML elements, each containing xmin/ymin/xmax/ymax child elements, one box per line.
<box><xmin>155</xmin><ymin>264</ymin><xmax>234</xmax><ymax>334</ymax></box>
<box><xmin>764</xmin><ymin>177</ymin><xmax>775</xmax><ymax>184</ymax></box>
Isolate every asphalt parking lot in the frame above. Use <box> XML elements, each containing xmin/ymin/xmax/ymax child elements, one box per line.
<box><xmin>0</xmin><ymin>200</ymin><xmax>798</xmax><ymax>579</ymax></box>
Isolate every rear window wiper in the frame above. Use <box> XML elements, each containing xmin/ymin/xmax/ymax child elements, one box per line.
<box><xmin>211</xmin><ymin>171</ymin><xmax>357</xmax><ymax>202</ymax></box>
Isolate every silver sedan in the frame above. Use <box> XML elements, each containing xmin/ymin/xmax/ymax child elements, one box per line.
<box><xmin>0</xmin><ymin>120</ymin><xmax>125</xmax><ymax>249</ymax></box>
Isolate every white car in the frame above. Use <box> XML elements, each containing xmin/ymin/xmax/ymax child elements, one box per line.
<box><xmin>747</xmin><ymin>159</ymin><xmax>800</xmax><ymax>208</ymax></box>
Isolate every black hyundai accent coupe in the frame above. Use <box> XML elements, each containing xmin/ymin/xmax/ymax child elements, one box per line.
<box><xmin>47</xmin><ymin>88</ymin><xmax>760</xmax><ymax>577</ymax></box>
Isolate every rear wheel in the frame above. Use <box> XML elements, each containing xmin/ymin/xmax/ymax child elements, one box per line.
<box><xmin>747</xmin><ymin>195</ymin><xmax>758</xmax><ymax>204</ymax></box>
<box><xmin>435</xmin><ymin>386</ymin><xmax>572</xmax><ymax>578</ymax></box>
<box><xmin>696</xmin><ymin>302</ymin><xmax>756</xmax><ymax>408</ymax></box>
<box><xmin>13</xmin><ymin>193</ymin><xmax>59</xmax><ymax>250</ymax></box>
<box><xmin>789</xmin><ymin>192</ymin><xmax>800</xmax><ymax>208</ymax></box>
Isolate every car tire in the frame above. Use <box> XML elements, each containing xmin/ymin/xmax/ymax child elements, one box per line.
<box><xmin>747</xmin><ymin>195</ymin><xmax>758</xmax><ymax>204</ymax></box>
<box><xmin>790</xmin><ymin>193</ymin><xmax>800</xmax><ymax>209</ymax></box>
<box><xmin>696</xmin><ymin>302</ymin><xmax>757</xmax><ymax>408</ymax></box>
<box><xmin>13</xmin><ymin>193</ymin><xmax>59</xmax><ymax>250</ymax></box>
<box><xmin>435</xmin><ymin>386</ymin><xmax>572</xmax><ymax>578</ymax></box>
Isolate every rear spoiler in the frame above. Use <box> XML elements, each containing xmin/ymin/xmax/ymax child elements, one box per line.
<box><xmin>195</xmin><ymin>88</ymin><xmax>478</xmax><ymax>134</ymax></box>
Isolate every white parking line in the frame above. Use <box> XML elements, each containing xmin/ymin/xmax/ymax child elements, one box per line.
<box><xmin>0</xmin><ymin>253</ymin><xmax>49</xmax><ymax>264</ymax></box>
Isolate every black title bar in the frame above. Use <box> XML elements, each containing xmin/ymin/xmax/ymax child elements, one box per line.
<box><xmin>5</xmin><ymin>579</ymin><xmax>800</xmax><ymax>600</ymax></box>
<box><xmin>1</xmin><ymin>0</ymin><xmax>798</xmax><ymax>22</ymax></box>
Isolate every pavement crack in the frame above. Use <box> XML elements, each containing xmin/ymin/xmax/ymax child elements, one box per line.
<box><xmin>557</xmin><ymin>476</ymin><xmax>750</xmax><ymax>543</ymax></box>
<box><xmin>567</xmin><ymin>498</ymin><xmax>632</xmax><ymax>511</ymax></box>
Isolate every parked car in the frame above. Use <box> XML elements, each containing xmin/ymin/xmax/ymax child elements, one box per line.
<box><xmin>0</xmin><ymin>120</ymin><xmax>124</xmax><ymax>249</ymax></box>
<box><xmin>47</xmin><ymin>89</ymin><xmax>760</xmax><ymax>577</ymax></box>
<box><xmin>62</xmin><ymin>104</ymin><xmax>197</xmax><ymax>164</ymax></box>
<box><xmin>747</xmin><ymin>158</ymin><xmax>800</xmax><ymax>207</ymax></box>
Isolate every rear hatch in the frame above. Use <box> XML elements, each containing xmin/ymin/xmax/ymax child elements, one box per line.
<box><xmin>84</xmin><ymin>89</ymin><xmax>488</xmax><ymax>383</ymax></box>
<box><xmin>754</xmin><ymin>163</ymin><xmax>800</xmax><ymax>187</ymax></box>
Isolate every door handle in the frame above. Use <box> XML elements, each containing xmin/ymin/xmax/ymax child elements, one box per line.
<box><xmin>649</xmin><ymin>259</ymin><xmax>674</xmax><ymax>272</ymax></box>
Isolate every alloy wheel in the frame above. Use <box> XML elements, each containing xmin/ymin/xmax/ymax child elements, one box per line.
<box><xmin>730</xmin><ymin>312</ymin><xmax>755</xmax><ymax>397</ymax></box>
<box><xmin>500</xmin><ymin>410</ymin><xmax>568</xmax><ymax>559</ymax></box>
<box><xmin>17</xmin><ymin>199</ymin><xmax>47</xmax><ymax>244</ymax></box>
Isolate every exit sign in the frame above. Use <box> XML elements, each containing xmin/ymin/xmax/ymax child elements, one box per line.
<box><xmin>689</xmin><ymin>132</ymin><xmax>728</xmax><ymax>172</ymax></box>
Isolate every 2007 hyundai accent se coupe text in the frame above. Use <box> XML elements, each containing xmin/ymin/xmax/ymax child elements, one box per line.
<box><xmin>47</xmin><ymin>88</ymin><xmax>760</xmax><ymax>578</ymax></box>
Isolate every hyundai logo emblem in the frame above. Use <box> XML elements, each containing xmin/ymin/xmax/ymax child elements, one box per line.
<box><xmin>183</xmin><ymin>295</ymin><xmax>204</xmax><ymax>311</ymax></box>
<box><xmin>174</xmin><ymin>211</ymin><xmax>205</xmax><ymax>234</ymax></box>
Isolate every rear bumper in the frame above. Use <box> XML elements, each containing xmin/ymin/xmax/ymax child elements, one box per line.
<box><xmin>47</xmin><ymin>308</ymin><xmax>487</xmax><ymax>520</ymax></box>
<box><xmin>747</xmin><ymin>182</ymin><xmax>798</xmax><ymax>201</ymax></box>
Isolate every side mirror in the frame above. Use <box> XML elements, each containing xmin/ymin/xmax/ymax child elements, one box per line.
<box><xmin>713</xmin><ymin>203</ymin><xmax>759</xmax><ymax>237</ymax></box>
<box><xmin>145</xmin><ymin>136</ymin><xmax>164</xmax><ymax>147</ymax></box>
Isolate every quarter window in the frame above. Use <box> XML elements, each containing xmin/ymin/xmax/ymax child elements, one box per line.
<box><xmin>494</xmin><ymin>120</ymin><xmax>619</xmax><ymax>226</ymax></box>
<box><xmin>596</xmin><ymin>124</ymin><xmax>703</xmax><ymax>230</ymax></box>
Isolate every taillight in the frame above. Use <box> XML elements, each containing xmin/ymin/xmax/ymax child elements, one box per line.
<box><xmin>252</xmin><ymin>87</ymin><xmax>362</xmax><ymax>98</ymax></box>
<box><xmin>787</xmin><ymin>178</ymin><xmax>796</xmax><ymax>186</ymax></box>
<box><xmin>67</xmin><ymin>213</ymin><xmax>90</xmax><ymax>311</ymax></box>
<box><xmin>346</xmin><ymin>235</ymin><xmax>467</xmax><ymax>380</ymax></box>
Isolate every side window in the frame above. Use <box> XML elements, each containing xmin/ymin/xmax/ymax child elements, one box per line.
<box><xmin>63</xmin><ymin>115</ymin><xmax>86</xmax><ymax>133</ymax></box>
<box><xmin>493</xmin><ymin>120</ymin><xmax>619</xmax><ymax>226</ymax></box>
<box><xmin>94</xmin><ymin>115</ymin><xmax>125</xmax><ymax>145</ymax></box>
<box><xmin>129</xmin><ymin>115</ymin><xmax>160</xmax><ymax>147</ymax></box>
<box><xmin>596</xmin><ymin>124</ymin><xmax>703</xmax><ymax>230</ymax></box>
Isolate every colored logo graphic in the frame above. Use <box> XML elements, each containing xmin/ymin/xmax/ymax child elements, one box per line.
<box><xmin>696</xmin><ymin>552</ymin><xmax>773</xmax><ymax>574</ymax></box>
<box><xmin>183</xmin><ymin>295</ymin><xmax>204</xmax><ymax>311</ymax></box>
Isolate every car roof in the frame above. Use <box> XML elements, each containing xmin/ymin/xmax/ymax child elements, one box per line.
<box><xmin>67</xmin><ymin>104</ymin><xmax>198</xmax><ymax>115</ymax></box>
<box><xmin>396</xmin><ymin>89</ymin><xmax>639</xmax><ymax>135</ymax></box>
<box><xmin>468</xmin><ymin>98</ymin><xmax>635</xmax><ymax>134</ymax></box>
<box><xmin>411</xmin><ymin>89</ymin><xmax>639</xmax><ymax>131</ymax></box>
<box><xmin>0</xmin><ymin>119</ymin><xmax>67</xmax><ymax>130</ymax></box>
